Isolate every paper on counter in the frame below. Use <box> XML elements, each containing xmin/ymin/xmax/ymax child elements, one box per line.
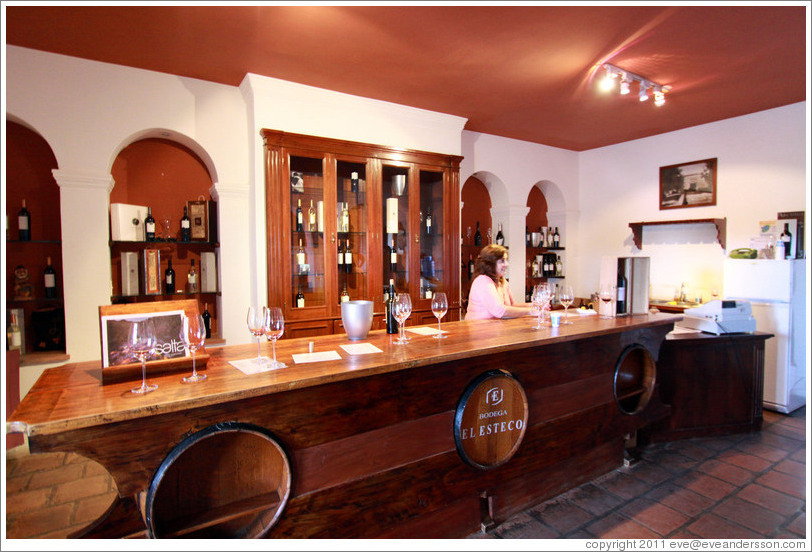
<box><xmin>670</xmin><ymin>326</ymin><xmax>703</xmax><ymax>334</ymax></box>
<box><xmin>230</xmin><ymin>357</ymin><xmax>280</xmax><ymax>375</ymax></box>
<box><xmin>292</xmin><ymin>350</ymin><xmax>342</xmax><ymax>364</ymax></box>
<box><xmin>576</xmin><ymin>309</ymin><xmax>598</xmax><ymax>316</ymax></box>
<box><xmin>406</xmin><ymin>326</ymin><xmax>447</xmax><ymax>336</ymax></box>
<box><xmin>340</xmin><ymin>343</ymin><xmax>383</xmax><ymax>355</ymax></box>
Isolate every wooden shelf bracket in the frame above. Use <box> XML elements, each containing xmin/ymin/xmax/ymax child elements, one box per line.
<box><xmin>629</xmin><ymin>218</ymin><xmax>726</xmax><ymax>250</ymax></box>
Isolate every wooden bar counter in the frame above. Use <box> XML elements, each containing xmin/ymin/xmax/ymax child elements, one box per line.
<box><xmin>8</xmin><ymin>312</ymin><xmax>680</xmax><ymax>539</ymax></box>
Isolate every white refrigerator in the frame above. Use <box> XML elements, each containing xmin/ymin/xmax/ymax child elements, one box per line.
<box><xmin>723</xmin><ymin>259</ymin><xmax>807</xmax><ymax>413</ymax></box>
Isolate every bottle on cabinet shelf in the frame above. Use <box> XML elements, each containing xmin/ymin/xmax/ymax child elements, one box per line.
<box><xmin>308</xmin><ymin>200</ymin><xmax>317</xmax><ymax>231</ymax></box>
<box><xmin>425</xmin><ymin>207</ymin><xmax>433</xmax><ymax>235</ymax></box>
<box><xmin>780</xmin><ymin>223</ymin><xmax>793</xmax><ymax>259</ymax></box>
<box><xmin>344</xmin><ymin>239</ymin><xmax>352</xmax><ymax>273</ymax></box>
<box><xmin>145</xmin><ymin>207</ymin><xmax>156</xmax><ymax>241</ymax></box>
<box><xmin>7</xmin><ymin>313</ymin><xmax>22</xmax><ymax>351</ymax></box>
<box><xmin>43</xmin><ymin>256</ymin><xmax>57</xmax><ymax>299</ymax></box>
<box><xmin>201</xmin><ymin>303</ymin><xmax>212</xmax><ymax>338</ymax></box>
<box><xmin>553</xmin><ymin>227</ymin><xmax>560</xmax><ymax>248</ymax></box>
<box><xmin>297</xmin><ymin>239</ymin><xmax>306</xmax><ymax>272</ymax></box>
<box><xmin>474</xmin><ymin>222</ymin><xmax>482</xmax><ymax>246</ymax></box>
<box><xmin>350</xmin><ymin>171</ymin><xmax>359</xmax><ymax>193</ymax></box>
<box><xmin>341</xmin><ymin>283</ymin><xmax>350</xmax><ymax>303</ymax></box>
<box><xmin>341</xmin><ymin>202</ymin><xmax>350</xmax><ymax>233</ymax></box>
<box><xmin>296</xmin><ymin>199</ymin><xmax>304</xmax><ymax>232</ymax></box>
<box><xmin>337</xmin><ymin>241</ymin><xmax>345</xmax><ymax>270</ymax></box>
<box><xmin>389</xmin><ymin>236</ymin><xmax>398</xmax><ymax>273</ymax></box>
<box><xmin>165</xmin><ymin>258</ymin><xmax>176</xmax><ymax>293</ymax></box>
<box><xmin>296</xmin><ymin>284</ymin><xmax>305</xmax><ymax>308</ymax></box>
<box><xmin>555</xmin><ymin>256</ymin><xmax>563</xmax><ymax>277</ymax></box>
<box><xmin>18</xmin><ymin>199</ymin><xmax>31</xmax><ymax>241</ymax></box>
<box><xmin>386</xmin><ymin>279</ymin><xmax>398</xmax><ymax>334</ymax></box>
<box><xmin>180</xmin><ymin>206</ymin><xmax>191</xmax><ymax>242</ymax></box>
<box><xmin>525</xmin><ymin>226</ymin><xmax>531</xmax><ymax>247</ymax></box>
<box><xmin>186</xmin><ymin>259</ymin><xmax>198</xmax><ymax>293</ymax></box>
<box><xmin>616</xmin><ymin>267</ymin><xmax>627</xmax><ymax>316</ymax></box>
<box><xmin>467</xmin><ymin>254</ymin><xmax>475</xmax><ymax>279</ymax></box>
<box><xmin>496</xmin><ymin>223</ymin><xmax>504</xmax><ymax>246</ymax></box>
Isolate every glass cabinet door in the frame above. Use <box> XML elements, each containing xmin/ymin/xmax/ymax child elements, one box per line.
<box><xmin>418</xmin><ymin>168</ymin><xmax>444</xmax><ymax>301</ymax></box>
<box><xmin>381</xmin><ymin>164</ymin><xmax>411</xmax><ymax>293</ymax></box>
<box><xmin>336</xmin><ymin>160</ymin><xmax>368</xmax><ymax>305</ymax></box>
<box><xmin>289</xmin><ymin>155</ymin><xmax>326</xmax><ymax>311</ymax></box>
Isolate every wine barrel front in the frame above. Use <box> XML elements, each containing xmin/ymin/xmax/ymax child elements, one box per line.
<box><xmin>145</xmin><ymin>422</ymin><xmax>291</xmax><ymax>538</ymax></box>
<box><xmin>613</xmin><ymin>344</ymin><xmax>657</xmax><ymax>415</ymax></box>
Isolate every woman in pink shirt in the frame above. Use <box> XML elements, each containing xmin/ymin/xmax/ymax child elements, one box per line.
<box><xmin>465</xmin><ymin>244</ymin><xmax>533</xmax><ymax>320</ymax></box>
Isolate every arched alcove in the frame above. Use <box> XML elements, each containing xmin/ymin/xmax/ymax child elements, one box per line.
<box><xmin>461</xmin><ymin>175</ymin><xmax>493</xmax><ymax>305</ymax></box>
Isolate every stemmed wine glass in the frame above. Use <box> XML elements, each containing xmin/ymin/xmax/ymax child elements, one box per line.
<box><xmin>129</xmin><ymin>318</ymin><xmax>158</xmax><ymax>394</ymax></box>
<box><xmin>246</xmin><ymin>306</ymin><xmax>269</xmax><ymax>365</ymax></box>
<box><xmin>531</xmin><ymin>283</ymin><xmax>551</xmax><ymax>330</ymax></box>
<box><xmin>559</xmin><ymin>285</ymin><xmax>575</xmax><ymax>324</ymax></box>
<box><xmin>180</xmin><ymin>314</ymin><xmax>207</xmax><ymax>383</ymax></box>
<box><xmin>431</xmin><ymin>292</ymin><xmax>448</xmax><ymax>339</ymax></box>
<box><xmin>263</xmin><ymin>307</ymin><xmax>287</xmax><ymax>369</ymax></box>
<box><xmin>598</xmin><ymin>283</ymin><xmax>616</xmax><ymax>319</ymax></box>
<box><xmin>393</xmin><ymin>293</ymin><xmax>412</xmax><ymax>345</ymax></box>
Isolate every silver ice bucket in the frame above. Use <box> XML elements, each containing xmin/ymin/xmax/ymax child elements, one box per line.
<box><xmin>392</xmin><ymin>175</ymin><xmax>406</xmax><ymax>196</ymax></box>
<box><xmin>341</xmin><ymin>300</ymin><xmax>374</xmax><ymax>340</ymax></box>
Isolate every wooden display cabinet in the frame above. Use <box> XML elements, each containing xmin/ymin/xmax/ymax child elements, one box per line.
<box><xmin>262</xmin><ymin>129</ymin><xmax>462</xmax><ymax>337</ymax></box>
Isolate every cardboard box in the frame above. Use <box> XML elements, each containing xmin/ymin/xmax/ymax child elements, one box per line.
<box><xmin>121</xmin><ymin>252</ymin><xmax>139</xmax><ymax>295</ymax></box>
<box><xmin>200</xmin><ymin>252</ymin><xmax>217</xmax><ymax>292</ymax></box>
<box><xmin>111</xmin><ymin>203</ymin><xmax>148</xmax><ymax>241</ymax></box>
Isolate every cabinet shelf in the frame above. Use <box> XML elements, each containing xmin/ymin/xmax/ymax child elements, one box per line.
<box><xmin>112</xmin><ymin>291</ymin><xmax>220</xmax><ymax>302</ymax></box>
<box><xmin>110</xmin><ymin>240</ymin><xmax>219</xmax><ymax>249</ymax></box>
<box><xmin>526</xmin><ymin>246</ymin><xmax>565</xmax><ymax>252</ymax></box>
<box><xmin>6</xmin><ymin>239</ymin><xmax>62</xmax><ymax>245</ymax></box>
<box><xmin>628</xmin><ymin>218</ymin><xmax>726</xmax><ymax>250</ymax></box>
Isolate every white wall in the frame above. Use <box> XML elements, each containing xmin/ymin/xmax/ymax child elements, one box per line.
<box><xmin>578</xmin><ymin>103</ymin><xmax>808</xmax><ymax>302</ymax></box>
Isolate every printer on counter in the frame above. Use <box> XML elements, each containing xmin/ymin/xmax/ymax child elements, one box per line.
<box><xmin>676</xmin><ymin>299</ymin><xmax>757</xmax><ymax>335</ymax></box>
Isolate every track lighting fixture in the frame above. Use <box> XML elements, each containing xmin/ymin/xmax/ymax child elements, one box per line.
<box><xmin>599</xmin><ymin>63</ymin><xmax>670</xmax><ymax>107</ymax></box>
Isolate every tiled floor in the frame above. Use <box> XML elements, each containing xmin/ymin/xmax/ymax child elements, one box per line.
<box><xmin>4</xmin><ymin>408</ymin><xmax>807</xmax><ymax>540</ymax></box>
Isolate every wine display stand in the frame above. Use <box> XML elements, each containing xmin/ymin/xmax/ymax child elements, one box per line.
<box><xmin>262</xmin><ymin>129</ymin><xmax>462</xmax><ymax>336</ymax></box>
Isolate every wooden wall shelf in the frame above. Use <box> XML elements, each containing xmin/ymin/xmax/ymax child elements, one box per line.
<box><xmin>629</xmin><ymin>218</ymin><xmax>726</xmax><ymax>250</ymax></box>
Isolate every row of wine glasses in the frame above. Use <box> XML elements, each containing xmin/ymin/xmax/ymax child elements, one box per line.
<box><xmin>391</xmin><ymin>291</ymin><xmax>449</xmax><ymax>344</ymax></box>
<box><xmin>246</xmin><ymin>306</ymin><xmax>286</xmax><ymax>368</ymax></box>
<box><xmin>129</xmin><ymin>312</ymin><xmax>208</xmax><ymax>395</ymax></box>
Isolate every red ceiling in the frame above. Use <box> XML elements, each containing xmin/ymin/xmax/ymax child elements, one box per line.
<box><xmin>5</xmin><ymin>5</ymin><xmax>808</xmax><ymax>151</ymax></box>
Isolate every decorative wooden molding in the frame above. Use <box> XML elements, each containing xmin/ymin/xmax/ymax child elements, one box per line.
<box><xmin>628</xmin><ymin>218</ymin><xmax>726</xmax><ymax>250</ymax></box>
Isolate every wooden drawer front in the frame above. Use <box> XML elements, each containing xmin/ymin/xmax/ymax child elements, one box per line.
<box><xmin>285</xmin><ymin>319</ymin><xmax>333</xmax><ymax>339</ymax></box>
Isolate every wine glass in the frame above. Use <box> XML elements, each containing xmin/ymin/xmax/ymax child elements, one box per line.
<box><xmin>393</xmin><ymin>293</ymin><xmax>412</xmax><ymax>345</ymax></box>
<box><xmin>129</xmin><ymin>318</ymin><xmax>158</xmax><ymax>394</ymax></box>
<box><xmin>263</xmin><ymin>307</ymin><xmax>287</xmax><ymax>369</ymax></box>
<box><xmin>431</xmin><ymin>292</ymin><xmax>448</xmax><ymax>339</ymax></box>
<box><xmin>599</xmin><ymin>283</ymin><xmax>615</xmax><ymax>319</ymax></box>
<box><xmin>180</xmin><ymin>314</ymin><xmax>207</xmax><ymax>383</ymax></box>
<box><xmin>559</xmin><ymin>285</ymin><xmax>574</xmax><ymax>324</ymax></box>
<box><xmin>246</xmin><ymin>306</ymin><xmax>269</xmax><ymax>365</ymax></box>
<box><xmin>531</xmin><ymin>283</ymin><xmax>551</xmax><ymax>330</ymax></box>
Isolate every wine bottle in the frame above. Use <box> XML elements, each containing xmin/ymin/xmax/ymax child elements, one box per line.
<box><xmin>389</xmin><ymin>235</ymin><xmax>398</xmax><ymax>273</ymax></box>
<box><xmin>386</xmin><ymin>279</ymin><xmax>398</xmax><ymax>334</ymax></box>
<box><xmin>297</xmin><ymin>238</ymin><xmax>306</xmax><ymax>271</ymax></box>
<box><xmin>165</xmin><ymin>258</ymin><xmax>176</xmax><ymax>293</ymax></box>
<box><xmin>474</xmin><ymin>221</ymin><xmax>482</xmax><ymax>246</ymax></box>
<box><xmin>180</xmin><ymin>206</ymin><xmax>191</xmax><ymax>242</ymax></box>
<box><xmin>43</xmin><ymin>256</ymin><xmax>57</xmax><ymax>299</ymax></box>
<box><xmin>553</xmin><ymin>227</ymin><xmax>560</xmax><ymax>247</ymax></box>
<box><xmin>18</xmin><ymin>199</ymin><xmax>31</xmax><ymax>241</ymax></box>
<box><xmin>296</xmin><ymin>284</ymin><xmax>305</xmax><ymax>308</ymax></box>
<box><xmin>344</xmin><ymin>239</ymin><xmax>352</xmax><ymax>273</ymax></box>
<box><xmin>187</xmin><ymin>259</ymin><xmax>198</xmax><ymax>293</ymax></box>
<box><xmin>341</xmin><ymin>202</ymin><xmax>350</xmax><ymax>232</ymax></box>
<box><xmin>617</xmin><ymin>267</ymin><xmax>627</xmax><ymax>315</ymax></box>
<box><xmin>468</xmin><ymin>254</ymin><xmax>475</xmax><ymax>279</ymax></box>
<box><xmin>145</xmin><ymin>207</ymin><xmax>156</xmax><ymax>241</ymax></box>
<box><xmin>351</xmin><ymin>171</ymin><xmax>359</xmax><ymax>193</ymax></box>
<box><xmin>539</xmin><ymin>226</ymin><xmax>546</xmax><ymax>248</ymax></box>
<box><xmin>496</xmin><ymin>223</ymin><xmax>504</xmax><ymax>246</ymax></box>
<box><xmin>7</xmin><ymin>313</ymin><xmax>22</xmax><ymax>351</ymax></box>
<box><xmin>201</xmin><ymin>302</ymin><xmax>212</xmax><ymax>338</ymax></box>
<box><xmin>425</xmin><ymin>207</ymin><xmax>432</xmax><ymax>235</ymax></box>
<box><xmin>308</xmin><ymin>200</ymin><xmax>316</xmax><ymax>231</ymax></box>
<box><xmin>296</xmin><ymin>199</ymin><xmax>303</xmax><ymax>232</ymax></box>
<box><xmin>341</xmin><ymin>283</ymin><xmax>350</xmax><ymax>303</ymax></box>
<box><xmin>780</xmin><ymin>223</ymin><xmax>793</xmax><ymax>259</ymax></box>
<box><xmin>337</xmin><ymin>240</ymin><xmax>345</xmax><ymax>270</ymax></box>
<box><xmin>525</xmin><ymin>226</ymin><xmax>531</xmax><ymax>247</ymax></box>
<box><xmin>555</xmin><ymin>256</ymin><xmax>563</xmax><ymax>277</ymax></box>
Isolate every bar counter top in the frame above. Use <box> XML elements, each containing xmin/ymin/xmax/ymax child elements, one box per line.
<box><xmin>9</xmin><ymin>312</ymin><xmax>680</xmax><ymax>438</ymax></box>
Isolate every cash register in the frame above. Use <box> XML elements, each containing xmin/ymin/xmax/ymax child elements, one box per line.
<box><xmin>676</xmin><ymin>299</ymin><xmax>757</xmax><ymax>335</ymax></box>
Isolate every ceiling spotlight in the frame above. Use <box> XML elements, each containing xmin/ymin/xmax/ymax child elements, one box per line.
<box><xmin>619</xmin><ymin>77</ymin><xmax>631</xmax><ymax>95</ymax></box>
<box><xmin>599</xmin><ymin>65</ymin><xmax>617</xmax><ymax>92</ymax></box>
<box><xmin>639</xmin><ymin>82</ymin><xmax>649</xmax><ymax>102</ymax></box>
<box><xmin>653</xmin><ymin>86</ymin><xmax>666</xmax><ymax>106</ymax></box>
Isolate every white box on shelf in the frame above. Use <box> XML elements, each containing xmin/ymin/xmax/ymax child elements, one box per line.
<box><xmin>121</xmin><ymin>252</ymin><xmax>139</xmax><ymax>295</ymax></box>
<box><xmin>200</xmin><ymin>252</ymin><xmax>217</xmax><ymax>292</ymax></box>
<box><xmin>111</xmin><ymin>203</ymin><xmax>148</xmax><ymax>242</ymax></box>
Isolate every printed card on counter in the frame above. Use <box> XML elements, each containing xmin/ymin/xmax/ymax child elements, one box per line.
<box><xmin>230</xmin><ymin>358</ymin><xmax>281</xmax><ymax>375</ymax></box>
<box><xmin>340</xmin><ymin>343</ymin><xmax>383</xmax><ymax>355</ymax></box>
<box><xmin>292</xmin><ymin>350</ymin><xmax>342</xmax><ymax>364</ymax></box>
<box><xmin>406</xmin><ymin>326</ymin><xmax>447</xmax><ymax>336</ymax></box>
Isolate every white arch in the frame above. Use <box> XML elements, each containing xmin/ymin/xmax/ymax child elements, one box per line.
<box><xmin>466</xmin><ymin>170</ymin><xmax>508</xmax><ymax>207</ymax></box>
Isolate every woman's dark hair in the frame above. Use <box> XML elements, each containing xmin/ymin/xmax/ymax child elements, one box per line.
<box><xmin>475</xmin><ymin>244</ymin><xmax>508</xmax><ymax>284</ymax></box>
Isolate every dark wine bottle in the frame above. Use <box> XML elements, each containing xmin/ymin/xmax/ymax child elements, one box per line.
<box><xmin>165</xmin><ymin>258</ymin><xmax>176</xmax><ymax>293</ymax></box>
<box><xmin>616</xmin><ymin>266</ymin><xmax>627</xmax><ymax>315</ymax></box>
<box><xmin>553</xmin><ymin>227</ymin><xmax>560</xmax><ymax>247</ymax></box>
<box><xmin>337</xmin><ymin>240</ymin><xmax>345</xmax><ymax>270</ymax></box>
<box><xmin>44</xmin><ymin>256</ymin><xmax>56</xmax><ymax>299</ymax></box>
<box><xmin>425</xmin><ymin>207</ymin><xmax>432</xmax><ymax>235</ymax></box>
<box><xmin>389</xmin><ymin>234</ymin><xmax>397</xmax><ymax>273</ymax></box>
<box><xmin>145</xmin><ymin>207</ymin><xmax>156</xmax><ymax>241</ymax></box>
<box><xmin>295</xmin><ymin>199</ymin><xmax>304</xmax><ymax>232</ymax></box>
<box><xmin>180</xmin><ymin>206</ymin><xmax>191</xmax><ymax>242</ymax></box>
<box><xmin>344</xmin><ymin>239</ymin><xmax>352</xmax><ymax>273</ymax></box>
<box><xmin>187</xmin><ymin>259</ymin><xmax>198</xmax><ymax>293</ymax></box>
<box><xmin>296</xmin><ymin>284</ymin><xmax>305</xmax><ymax>308</ymax></box>
<box><xmin>496</xmin><ymin>223</ymin><xmax>504</xmax><ymax>246</ymax></box>
<box><xmin>525</xmin><ymin>226</ymin><xmax>530</xmax><ymax>247</ymax></box>
<box><xmin>780</xmin><ymin>223</ymin><xmax>793</xmax><ymax>259</ymax></box>
<box><xmin>18</xmin><ymin>199</ymin><xmax>31</xmax><ymax>241</ymax></box>
<box><xmin>386</xmin><ymin>279</ymin><xmax>399</xmax><ymax>334</ymax></box>
<box><xmin>474</xmin><ymin>221</ymin><xmax>482</xmax><ymax>246</ymax></box>
<box><xmin>468</xmin><ymin>254</ymin><xmax>475</xmax><ymax>279</ymax></box>
<box><xmin>201</xmin><ymin>302</ymin><xmax>211</xmax><ymax>338</ymax></box>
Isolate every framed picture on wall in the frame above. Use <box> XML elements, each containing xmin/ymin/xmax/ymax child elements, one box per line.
<box><xmin>659</xmin><ymin>158</ymin><xmax>717</xmax><ymax>210</ymax></box>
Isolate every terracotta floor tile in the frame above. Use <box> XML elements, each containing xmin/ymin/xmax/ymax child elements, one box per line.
<box><xmin>713</xmin><ymin>496</ymin><xmax>786</xmax><ymax>535</ymax></box>
<box><xmin>559</xmin><ymin>482</ymin><xmax>623</xmax><ymax>516</ymax></box>
<box><xmin>595</xmin><ymin>470</ymin><xmax>653</xmax><ymax>500</ymax></box>
<box><xmin>492</xmin><ymin>512</ymin><xmax>559</xmax><ymax>539</ymax></box>
<box><xmin>716</xmin><ymin>449</ymin><xmax>773</xmax><ymax>472</ymax></box>
<box><xmin>756</xmin><ymin>471</ymin><xmax>806</xmax><ymax>500</ymax></box>
<box><xmin>673</xmin><ymin>472</ymin><xmax>737</xmax><ymax>501</ymax></box>
<box><xmin>734</xmin><ymin>440</ymin><xmax>790</xmax><ymax>463</ymax></box>
<box><xmin>586</xmin><ymin>511</ymin><xmax>661</xmax><ymax>539</ymax></box>
<box><xmin>626</xmin><ymin>461</ymin><xmax>673</xmax><ymax>486</ymax></box>
<box><xmin>619</xmin><ymin>497</ymin><xmax>690</xmax><ymax>536</ymax></box>
<box><xmin>651</xmin><ymin>450</ymin><xmax>700</xmax><ymax>474</ymax></box>
<box><xmin>666</xmin><ymin>441</ymin><xmax>716</xmax><ymax>461</ymax></box>
<box><xmin>695</xmin><ymin>458</ymin><xmax>755</xmax><ymax>486</ymax></box>
<box><xmin>27</xmin><ymin>462</ymin><xmax>86</xmax><ymax>490</ymax></box>
<box><xmin>736</xmin><ymin>483</ymin><xmax>804</xmax><ymax>516</ymax></box>
<box><xmin>687</xmin><ymin>513</ymin><xmax>763</xmax><ymax>539</ymax></box>
<box><xmin>786</xmin><ymin>511</ymin><xmax>806</xmax><ymax>538</ymax></box>
<box><xmin>530</xmin><ymin>499</ymin><xmax>593</xmax><ymax>534</ymax></box>
<box><xmin>645</xmin><ymin>482</ymin><xmax>715</xmax><ymax>517</ymax></box>
<box><xmin>774</xmin><ymin>459</ymin><xmax>806</xmax><ymax>479</ymax></box>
